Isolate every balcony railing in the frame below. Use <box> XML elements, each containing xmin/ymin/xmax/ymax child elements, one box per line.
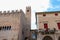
<box><xmin>39</xmin><ymin>28</ymin><xmax>56</xmax><ymax>35</ymax></box>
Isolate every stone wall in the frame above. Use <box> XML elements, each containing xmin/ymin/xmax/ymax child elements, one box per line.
<box><xmin>0</xmin><ymin>10</ymin><xmax>23</xmax><ymax>40</ymax></box>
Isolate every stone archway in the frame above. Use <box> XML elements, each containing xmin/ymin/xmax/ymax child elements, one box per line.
<box><xmin>25</xmin><ymin>37</ymin><xmax>28</xmax><ymax>40</ymax></box>
<box><xmin>42</xmin><ymin>36</ymin><xmax>53</xmax><ymax>40</ymax></box>
<box><xmin>58</xmin><ymin>36</ymin><xmax>60</xmax><ymax>40</ymax></box>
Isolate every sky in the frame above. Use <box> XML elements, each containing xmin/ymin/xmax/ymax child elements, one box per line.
<box><xmin>0</xmin><ymin>0</ymin><xmax>60</xmax><ymax>29</ymax></box>
<box><xmin>47</xmin><ymin>0</ymin><xmax>60</xmax><ymax>11</ymax></box>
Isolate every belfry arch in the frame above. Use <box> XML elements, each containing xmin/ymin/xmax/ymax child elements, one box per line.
<box><xmin>42</xmin><ymin>36</ymin><xmax>53</xmax><ymax>40</ymax></box>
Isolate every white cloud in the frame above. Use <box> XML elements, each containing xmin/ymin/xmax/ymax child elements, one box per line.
<box><xmin>50</xmin><ymin>6</ymin><xmax>60</xmax><ymax>9</ymax></box>
<box><xmin>0</xmin><ymin>0</ymin><xmax>27</xmax><ymax>11</ymax></box>
<box><xmin>0</xmin><ymin>0</ymin><xmax>50</xmax><ymax>11</ymax></box>
<box><xmin>48</xmin><ymin>3</ymin><xmax>60</xmax><ymax>11</ymax></box>
<box><xmin>27</xmin><ymin>0</ymin><xmax>50</xmax><ymax>12</ymax></box>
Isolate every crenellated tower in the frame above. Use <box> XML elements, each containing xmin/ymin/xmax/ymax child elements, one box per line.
<box><xmin>26</xmin><ymin>6</ymin><xmax>31</xmax><ymax>25</ymax></box>
<box><xmin>0</xmin><ymin>10</ymin><xmax>26</xmax><ymax>40</ymax></box>
<box><xmin>25</xmin><ymin>6</ymin><xmax>31</xmax><ymax>40</ymax></box>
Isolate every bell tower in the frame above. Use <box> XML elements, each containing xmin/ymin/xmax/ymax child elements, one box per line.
<box><xmin>25</xmin><ymin>6</ymin><xmax>31</xmax><ymax>40</ymax></box>
<box><xmin>26</xmin><ymin>6</ymin><xmax>31</xmax><ymax>25</ymax></box>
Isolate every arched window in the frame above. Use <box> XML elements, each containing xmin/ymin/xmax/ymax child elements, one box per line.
<box><xmin>42</xmin><ymin>36</ymin><xmax>53</xmax><ymax>40</ymax></box>
<box><xmin>3</xmin><ymin>39</ymin><xmax>7</xmax><ymax>40</ymax></box>
<box><xmin>25</xmin><ymin>37</ymin><xmax>28</xmax><ymax>40</ymax></box>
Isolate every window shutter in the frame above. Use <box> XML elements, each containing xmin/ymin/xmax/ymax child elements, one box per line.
<box><xmin>44</xmin><ymin>23</ymin><xmax>48</xmax><ymax>29</ymax></box>
<box><xmin>57</xmin><ymin>23</ymin><xmax>60</xmax><ymax>29</ymax></box>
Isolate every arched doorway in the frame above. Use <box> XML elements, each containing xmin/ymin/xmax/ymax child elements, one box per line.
<box><xmin>58</xmin><ymin>36</ymin><xmax>60</xmax><ymax>40</ymax></box>
<box><xmin>42</xmin><ymin>36</ymin><xmax>53</xmax><ymax>40</ymax></box>
<box><xmin>25</xmin><ymin>37</ymin><xmax>28</xmax><ymax>40</ymax></box>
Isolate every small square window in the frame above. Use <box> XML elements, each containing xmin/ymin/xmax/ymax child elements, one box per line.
<box><xmin>3</xmin><ymin>39</ymin><xmax>7</xmax><ymax>40</ymax></box>
<box><xmin>44</xmin><ymin>23</ymin><xmax>48</xmax><ymax>29</ymax></box>
<box><xmin>27</xmin><ymin>10</ymin><xmax>29</xmax><ymax>12</ymax></box>
<box><xmin>7</xmin><ymin>26</ymin><xmax>11</xmax><ymax>30</ymax></box>
<box><xmin>5</xmin><ymin>26</ymin><xmax>7</xmax><ymax>30</ymax></box>
<box><xmin>0</xmin><ymin>27</ymin><xmax>2</xmax><ymax>30</ymax></box>
<box><xmin>55</xmin><ymin>13</ymin><xmax>58</xmax><ymax>16</ymax></box>
<box><xmin>43</xmin><ymin>14</ymin><xmax>46</xmax><ymax>16</ymax></box>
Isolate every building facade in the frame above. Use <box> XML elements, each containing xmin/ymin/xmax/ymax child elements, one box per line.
<box><xmin>0</xmin><ymin>6</ymin><xmax>31</xmax><ymax>40</ymax></box>
<box><xmin>35</xmin><ymin>11</ymin><xmax>60</xmax><ymax>40</ymax></box>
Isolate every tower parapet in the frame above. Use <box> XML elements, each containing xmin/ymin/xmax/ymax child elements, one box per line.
<box><xmin>0</xmin><ymin>9</ymin><xmax>23</xmax><ymax>16</ymax></box>
<box><xmin>0</xmin><ymin>10</ymin><xmax>22</xmax><ymax>13</ymax></box>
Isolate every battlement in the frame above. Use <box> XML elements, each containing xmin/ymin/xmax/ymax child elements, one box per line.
<box><xmin>0</xmin><ymin>9</ymin><xmax>24</xmax><ymax>16</ymax></box>
<box><xmin>0</xmin><ymin>9</ymin><xmax>22</xmax><ymax>14</ymax></box>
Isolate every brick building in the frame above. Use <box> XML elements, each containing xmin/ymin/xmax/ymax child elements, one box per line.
<box><xmin>35</xmin><ymin>11</ymin><xmax>60</xmax><ymax>40</ymax></box>
<box><xmin>0</xmin><ymin>6</ymin><xmax>31</xmax><ymax>40</ymax></box>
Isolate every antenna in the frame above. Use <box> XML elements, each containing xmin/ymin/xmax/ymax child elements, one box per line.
<box><xmin>27</xmin><ymin>0</ymin><xmax>30</xmax><ymax>5</ymax></box>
